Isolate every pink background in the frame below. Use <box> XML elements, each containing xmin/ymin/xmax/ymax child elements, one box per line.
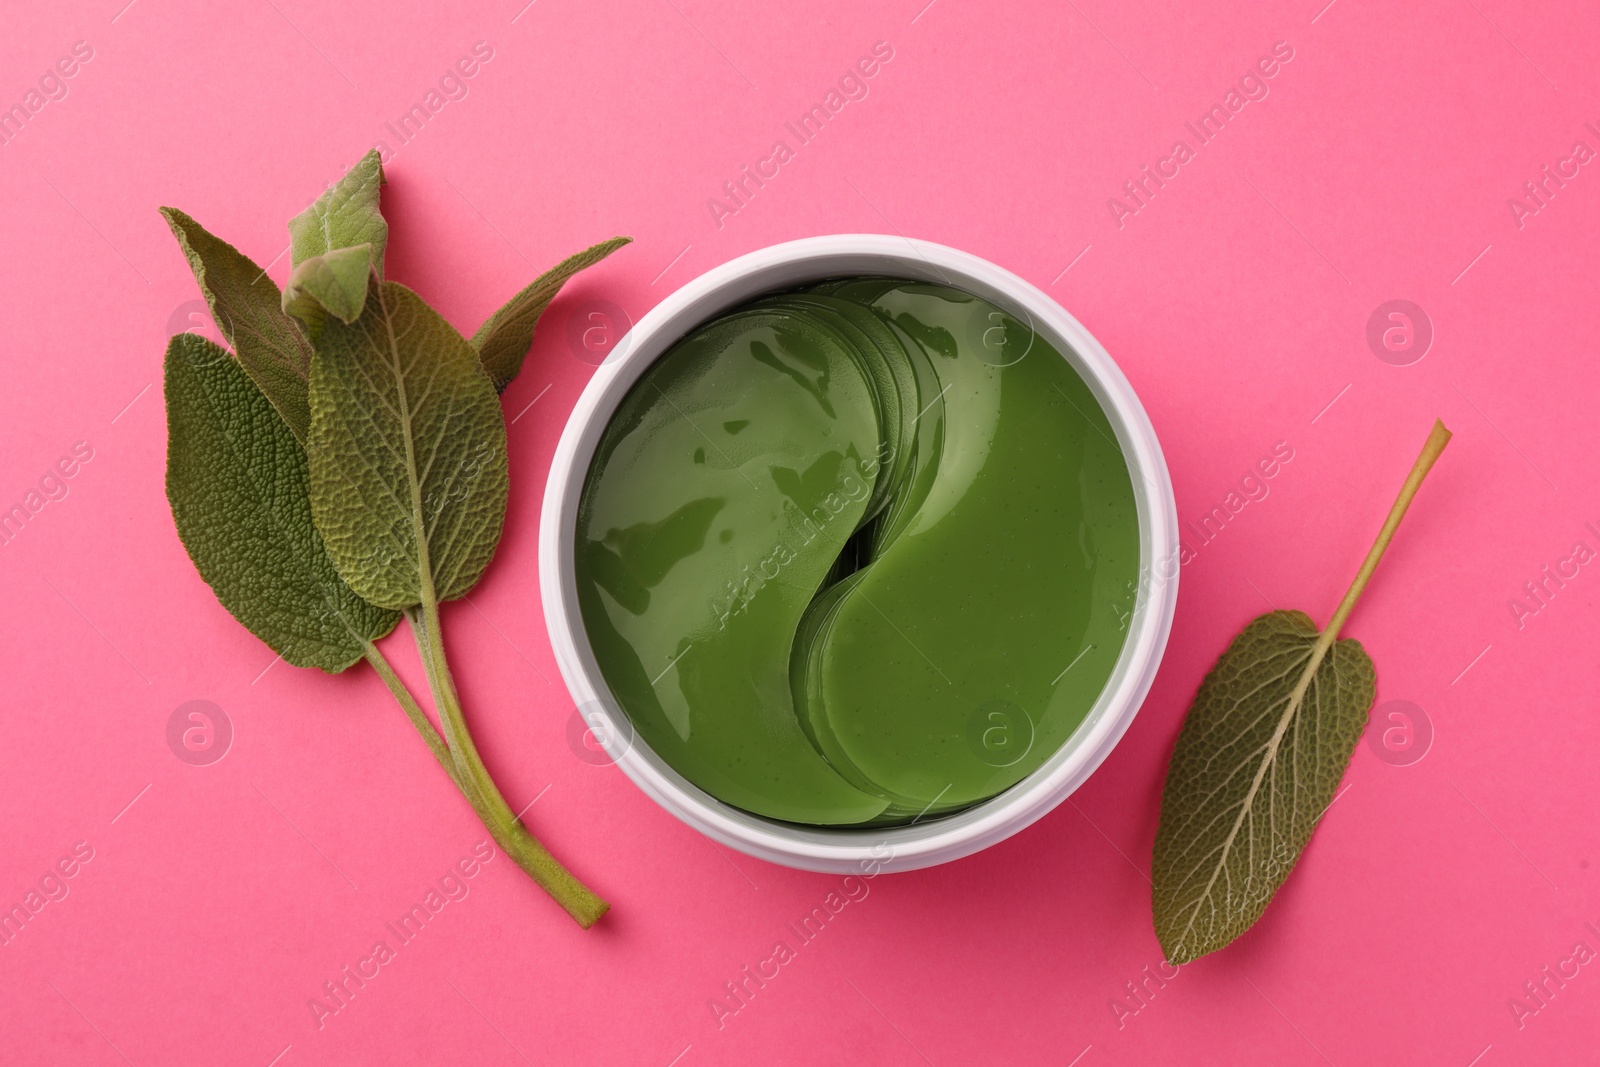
<box><xmin>2</xmin><ymin>0</ymin><xmax>1597</xmax><ymax>1063</ymax></box>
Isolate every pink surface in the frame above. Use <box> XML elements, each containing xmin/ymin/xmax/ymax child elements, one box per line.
<box><xmin>1</xmin><ymin>1</ymin><xmax>1596</xmax><ymax>1063</ymax></box>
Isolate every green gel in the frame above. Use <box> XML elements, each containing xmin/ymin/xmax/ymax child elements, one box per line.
<box><xmin>575</xmin><ymin>281</ymin><xmax>1139</xmax><ymax>827</ymax></box>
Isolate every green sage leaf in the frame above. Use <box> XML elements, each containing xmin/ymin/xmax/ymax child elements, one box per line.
<box><xmin>289</xmin><ymin>148</ymin><xmax>387</xmax><ymax>278</ymax></box>
<box><xmin>160</xmin><ymin>207</ymin><xmax>314</xmax><ymax>441</ymax></box>
<box><xmin>1151</xmin><ymin>610</ymin><xmax>1374</xmax><ymax>963</ymax></box>
<box><xmin>282</xmin><ymin>243</ymin><xmax>374</xmax><ymax>337</ymax></box>
<box><xmin>472</xmin><ymin>236</ymin><xmax>631</xmax><ymax>392</ymax></box>
<box><xmin>1151</xmin><ymin>421</ymin><xmax>1449</xmax><ymax>964</ymax></box>
<box><xmin>307</xmin><ymin>279</ymin><xmax>509</xmax><ymax>609</ymax></box>
<box><xmin>164</xmin><ymin>332</ymin><xmax>400</xmax><ymax>671</ymax></box>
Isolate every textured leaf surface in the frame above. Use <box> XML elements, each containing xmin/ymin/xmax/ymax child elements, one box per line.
<box><xmin>472</xmin><ymin>236</ymin><xmax>631</xmax><ymax>391</ymax></box>
<box><xmin>308</xmin><ymin>280</ymin><xmax>509</xmax><ymax>608</ymax></box>
<box><xmin>162</xmin><ymin>208</ymin><xmax>314</xmax><ymax>441</ymax></box>
<box><xmin>1152</xmin><ymin>610</ymin><xmax>1375</xmax><ymax>963</ymax></box>
<box><xmin>164</xmin><ymin>332</ymin><xmax>399</xmax><ymax>671</ymax></box>
<box><xmin>282</xmin><ymin>243</ymin><xmax>373</xmax><ymax>335</ymax></box>
<box><xmin>289</xmin><ymin>149</ymin><xmax>387</xmax><ymax>277</ymax></box>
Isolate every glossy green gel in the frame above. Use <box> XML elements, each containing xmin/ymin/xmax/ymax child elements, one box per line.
<box><xmin>575</xmin><ymin>280</ymin><xmax>1138</xmax><ymax>826</ymax></box>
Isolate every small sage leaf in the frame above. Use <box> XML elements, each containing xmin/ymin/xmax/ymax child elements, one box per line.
<box><xmin>307</xmin><ymin>279</ymin><xmax>509</xmax><ymax>609</ymax></box>
<box><xmin>472</xmin><ymin>236</ymin><xmax>631</xmax><ymax>392</ymax></box>
<box><xmin>289</xmin><ymin>148</ymin><xmax>387</xmax><ymax>278</ymax></box>
<box><xmin>1151</xmin><ymin>611</ymin><xmax>1374</xmax><ymax>963</ymax></box>
<box><xmin>282</xmin><ymin>243</ymin><xmax>373</xmax><ymax>337</ymax></box>
<box><xmin>164</xmin><ymin>332</ymin><xmax>400</xmax><ymax>671</ymax></box>
<box><xmin>160</xmin><ymin>207</ymin><xmax>314</xmax><ymax>441</ymax></box>
<box><xmin>1151</xmin><ymin>419</ymin><xmax>1451</xmax><ymax>964</ymax></box>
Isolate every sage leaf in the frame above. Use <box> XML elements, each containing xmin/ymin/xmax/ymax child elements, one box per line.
<box><xmin>472</xmin><ymin>236</ymin><xmax>631</xmax><ymax>391</ymax></box>
<box><xmin>282</xmin><ymin>243</ymin><xmax>374</xmax><ymax>337</ymax></box>
<box><xmin>289</xmin><ymin>148</ymin><xmax>387</xmax><ymax>277</ymax></box>
<box><xmin>1152</xmin><ymin>611</ymin><xmax>1374</xmax><ymax>962</ymax></box>
<box><xmin>1151</xmin><ymin>419</ymin><xmax>1452</xmax><ymax>963</ymax></box>
<box><xmin>164</xmin><ymin>331</ymin><xmax>400</xmax><ymax>671</ymax></box>
<box><xmin>307</xmin><ymin>279</ymin><xmax>509</xmax><ymax>609</ymax></box>
<box><xmin>160</xmin><ymin>207</ymin><xmax>314</xmax><ymax>441</ymax></box>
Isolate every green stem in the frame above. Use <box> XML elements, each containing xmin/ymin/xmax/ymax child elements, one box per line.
<box><xmin>362</xmin><ymin>643</ymin><xmax>459</xmax><ymax>788</ymax></box>
<box><xmin>1322</xmin><ymin>418</ymin><xmax>1453</xmax><ymax>643</ymax></box>
<box><xmin>1289</xmin><ymin>419</ymin><xmax>1453</xmax><ymax>704</ymax></box>
<box><xmin>403</xmin><ymin>602</ymin><xmax>610</xmax><ymax>928</ymax></box>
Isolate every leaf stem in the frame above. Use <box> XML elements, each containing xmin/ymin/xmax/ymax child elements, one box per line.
<box><xmin>362</xmin><ymin>643</ymin><xmax>459</xmax><ymax>787</ymax></box>
<box><xmin>1262</xmin><ymin>420</ymin><xmax>1451</xmax><ymax>803</ymax></box>
<box><xmin>1323</xmin><ymin>419</ymin><xmax>1453</xmax><ymax>644</ymax></box>
<box><xmin>404</xmin><ymin>602</ymin><xmax>610</xmax><ymax>928</ymax></box>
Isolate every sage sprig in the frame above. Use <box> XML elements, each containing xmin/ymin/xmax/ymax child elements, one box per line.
<box><xmin>1152</xmin><ymin>419</ymin><xmax>1452</xmax><ymax>962</ymax></box>
<box><xmin>161</xmin><ymin>151</ymin><xmax>629</xmax><ymax>927</ymax></box>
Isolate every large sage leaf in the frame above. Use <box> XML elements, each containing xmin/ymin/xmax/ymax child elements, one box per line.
<box><xmin>1151</xmin><ymin>420</ymin><xmax>1450</xmax><ymax>964</ymax></box>
<box><xmin>164</xmin><ymin>332</ymin><xmax>400</xmax><ymax>670</ymax></box>
<box><xmin>1151</xmin><ymin>611</ymin><xmax>1373</xmax><ymax>963</ymax></box>
<box><xmin>161</xmin><ymin>208</ymin><xmax>313</xmax><ymax>441</ymax></box>
<box><xmin>307</xmin><ymin>279</ymin><xmax>509</xmax><ymax>609</ymax></box>
<box><xmin>472</xmin><ymin>236</ymin><xmax>631</xmax><ymax>391</ymax></box>
<box><xmin>289</xmin><ymin>148</ymin><xmax>387</xmax><ymax>277</ymax></box>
